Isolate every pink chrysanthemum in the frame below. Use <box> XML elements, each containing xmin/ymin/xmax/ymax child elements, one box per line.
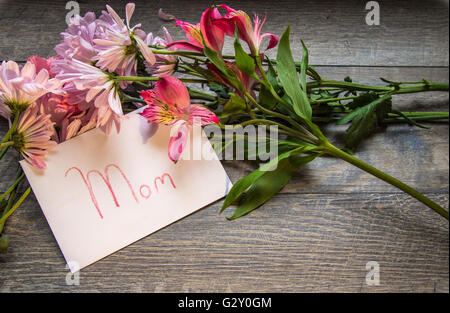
<box><xmin>53</xmin><ymin>58</ymin><xmax>122</xmax><ymax>135</ymax></box>
<box><xmin>12</xmin><ymin>104</ymin><xmax>57</xmax><ymax>169</ymax></box>
<box><xmin>144</xmin><ymin>27</ymin><xmax>178</xmax><ymax>77</ymax></box>
<box><xmin>38</xmin><ymin>82</ymin><xmax>97</xmax><ymax>142</ymax></box>
<box><xmin>0</xmin><ymin>60</ymin><xmax>61</xmax><ymax>120</ymax></box>
<box><xmin>54</xmin><ymin>12</ymin><xmax>101</xmax><ymax>64</ymax></box>
<box><xmin>93</xmin><ymin>3</ymin><xmax>156</xmax><ymax>84</ymax></box>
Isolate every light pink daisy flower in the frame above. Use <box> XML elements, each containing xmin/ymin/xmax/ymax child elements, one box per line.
<box><xmin>54</xmin><ymin>11</ymin><xmax>101</xmax><ymax>64</ymax></box>
<box><xmin>93</xmin><ymin>3</ymin><xmax>156</xmax><ymax>81</ymax></box>
<box><xmin>144</xmin><ymin>27</ymin><xmax>178</xmax><ymax>77</ymax></box>
<box><xmin>0</xmin><ymin>60</ymin><xmax>61</xmax><ymax>120</ymax></box>
<box><xmin>11</xmin><ymin>103</ymin><xmax>57</xmax><ymax>169</ymax></box>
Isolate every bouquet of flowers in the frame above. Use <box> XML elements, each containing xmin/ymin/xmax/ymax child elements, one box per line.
<box><xmin>0</xmin><ymin>3</ymin><xmax>448</xmax><ymax>252</ymax></box>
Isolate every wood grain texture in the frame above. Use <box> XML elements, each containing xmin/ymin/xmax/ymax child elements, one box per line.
<box><xmin>0</xmin><ymin>0</ymin><xmax>448</xmax><ymax>66</ymax></box>
<box><xmin>0</xmin><ymin>193</ymin><xmax>448</xmax><ymax>292</ymax></box>
<box><xmin>0</xmin><ymin>0</ymin><xmax>448</xmax><ymax>293</ymax></box>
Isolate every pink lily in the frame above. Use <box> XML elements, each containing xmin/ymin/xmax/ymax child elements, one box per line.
<box><xmin>168</xmin><ymin>7</ymin><xmax>225</xmax><ymax>55</ymax></box>
<box><xmin>139</xmin><ymin>76</ymin><xmax>219</xmax><ymax>163</ymax></box>
<box><xmin>215</xmin><ymin>4</ymin><xmax>279</xmax><ymax>56</ymax></box>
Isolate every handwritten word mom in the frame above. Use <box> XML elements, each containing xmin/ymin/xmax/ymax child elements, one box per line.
<box><xmin>65</xmin><ymin>164</ymin><xmax>176</xmax><ymax>219</ymax></box>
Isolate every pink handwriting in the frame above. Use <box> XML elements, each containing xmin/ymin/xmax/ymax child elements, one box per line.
<box><xmin>65</xmin><ymin>164</ymin><xmax>176</xmax><ymax>219</ymax></box>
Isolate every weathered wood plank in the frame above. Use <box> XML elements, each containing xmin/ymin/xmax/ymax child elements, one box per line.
<box><xmin>0</xmin><ymin>0</ymin><xmax>448</xmax><ymax>66</ymax></box>
<box><xmin>0</xmin><ymin>193</ymin><xmax>447</xmax><ymax>292</ymax></box>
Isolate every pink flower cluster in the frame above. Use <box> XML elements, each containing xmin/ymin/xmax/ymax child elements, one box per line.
<box><xmin>168</xmin><ymin>4</ymin><xmax>279</xmax><ymax>56</ymax></box>
<box><xmin>1</xmin><ymin>3</ymin><xmax>279</xmax><ymax>167</ymax></box>
<box><xmin>0</xmin><ymin>3</ymin><xmax>173</xmax><ymax>168</ymax></box>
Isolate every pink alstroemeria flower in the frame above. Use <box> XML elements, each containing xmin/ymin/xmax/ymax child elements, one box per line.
<box><xmin>139</xmin><ymin>76</ymin><xmax>219</xmax><ymax>163</ymax></box>
<box><xmin>215</xmin><ymin>4</ymin><xmax>279</xmax><ymax>56</ymax></box>
<box><xmin>168</xmin><ymin>7</ymin><xmax>225</xmax><ymax>55</ymax></box>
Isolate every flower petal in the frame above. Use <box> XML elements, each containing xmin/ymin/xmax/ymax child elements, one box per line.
<box><xmin>155</xmin><ymin>76</ymin><xmax>190</xmax><ymax>110</ymax></box>
<box><xmin>200</xmin><ymin>7</ymin><xmax>225</xmax><ymax>53</ymax></box>
<box><xmin>125</xmin><ymin>3</ymin><xmax>135</xmax><ymax>29</ymax></box>
<box><xmin>168</xmin><ymin>122</ymin><xmax>189</xmax><ymax>163</ymax></box>
<box><xmin>135</xmin><ymin>36</ymin><xmax>156</xmax><ymax>65</ymax></box>
<box><xmin>260</xmin><ymin>33</ymin><xmax>279</xmax><ymax>50</ymax></box>
<box><xmin>106</xmin><ymin>4</ymin><xmax>125</xmax><ymax>29</ymax></box>
<box><xmin>166</xmin><ymin>41</ymin><xmax>204</xmax><ymax>52</ymax></box>
<box><xmin>189</xmin><ymin>105</ymin><xmax>219</xmax><ymax>125</ymax></box>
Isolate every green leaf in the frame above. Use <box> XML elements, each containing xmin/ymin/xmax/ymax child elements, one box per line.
<box><xmin>300</xmin><ymin>40</ymin><xmax>308</xmax><ymax>91</ymax></box>
<box><xmin>234</xmin><ymin>27</ymin><xmax>255</xmax><ymax>76</ymax></box>
<box><xmin>340</xmin><ymin>94</ymin><xmax>392</xmax><ymax>149</ymax></box>
<box><xmin>227</xmin><ymin>154</ymin><xmax>317</xmax><ymax>220</ymax></box>
<box><xmin>208</xmin><ymin>84</ymin><xmax>230</xmax><ymax>99</ymax></box>
<box><xmin>276</xmin><ymin>26</ymin><xmax>312</xmax><ymax>121</ymax></box>
<box><xmin>258</xmin><ymin>58</ymin><xmax>281</xmax><ymax>110</ymax></box>
<box><xmin>258</xmin><ymin>84</ymin><xmax>276</xmax><ymax>109</ymax></box>
<box><xmin>220</xmin><ymin>145</ymin><xmax>316</xmax><ymax>213</ymax></box>
<box><xmin>203</xmin><ymin>44</ymin><xmax>244</xmax><ymax>92</ymax></box>
<box><xmin>265</xmin><ymin>58</ymin><xmax>279</xmax><ymax>90</ymax></box>
<box><xmin>221</xmin><ymin>93</ymin><xmax>247</xmax><ymax>118</ymax></box>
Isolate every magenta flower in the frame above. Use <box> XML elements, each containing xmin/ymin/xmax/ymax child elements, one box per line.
<box><xmin>215</xmin><ymin>4</ymin><xmax>279</xmax><ymax>56</ymax></box>
<box><xmin>11</xmin><ymin>103</ymin><xmax>57</xmax><ymax>169</ymax></box>
<box><xmin>168</xmin><ymin>7</ymin><xmax>225</xmax><ymax>55</ymax></box>
<box><xmin>93</xmin><ymin>3</ymin><xmax>156</xmax><ymax>81</ymax></box>
<box><xmin>139</xmin><ymin>76</ymin><xmax>219</xmax><ymax>163</ymax></box>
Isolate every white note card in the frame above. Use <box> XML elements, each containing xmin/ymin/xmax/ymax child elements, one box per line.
<box><xmin>21</xmin><ymin>112</ymin><xmax>231</xmax><ymax>272</ymax></box>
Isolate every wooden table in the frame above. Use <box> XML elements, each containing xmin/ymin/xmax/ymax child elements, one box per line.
<box><xmin>0</xmin><ymin>0</ymin><xmax>448</xmax><ymax>292</ymax></box>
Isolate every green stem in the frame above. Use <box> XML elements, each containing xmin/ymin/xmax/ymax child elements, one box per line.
<box><xmin>244</xmin><ymin>91</ymin><xmax>319</xmax><ymax>144</ymax></box>
<box><xmin>0</xmin><ymin>146</ymin><xmax>9</xmax><ymax>160</ymax></box>
<box><xmin>313</xmin><ymin>111</ymin><xmax>449</xmax><ymax>123</ymax></box>
<box><xmin>322</xmin><ymin>142</ymin><xmax>449</xmax><ymax>220</ymax></box>
<box><xmin>0</xmin><ymin>187</ymin><xmax>31</xmax><ymax>225</ymax></box>
<box><xmin>311</xmin><ymin>95</ymin><xmax>360</xmax><ymax>104</ymax></box>
<box><xmin>397</xmin><ymin>111</ymin><xmax>449</xmax><ymax>118</ymax></box>
<box><xmin>1</xmin><ymin>113</ymin><xmax>20</xmax><ymax>144</ymax></box>
<box><xmin>308</xmin><ymin>80</ymin><xmax>449</xmax><ymax>93</ymax></box>
<box><xmin>0</xmin><ymin>168</ymin><xmax>22</xmax><ymax>234</ymax></box>
<box><xmin>0</xmin><ymin>173</ymin><xmax>24</xmax><ymax>202</ymax></box>
<box><xmin>0</xmin><ymin>141</ymin><xmax>14</xmax><ymax>149</ymax></box>
<box><xmin>122</xmin><ymin>95</ymin><xmax>146</xmax><ymax>104</ymax></box>
<box><xmin>187</xmin><ymin>88</ymin><xmax>217</xmax><ymax>101</ymax></box>
<box><xmin>116</xmin><ymin>76</ymin><xmax>208</xmax><ymax>84</ymax></box>
<box><xmin>240</xmin><ymin>119</ymin><xmax>310</xmax><ymax>140</ymax></box>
